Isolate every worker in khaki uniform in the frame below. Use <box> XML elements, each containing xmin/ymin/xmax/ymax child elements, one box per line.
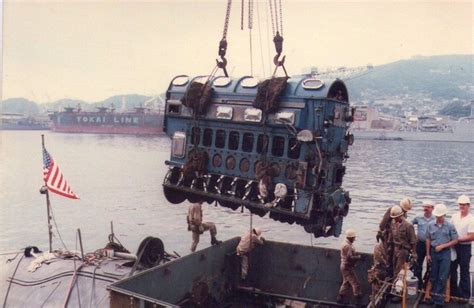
<box><xmin>377</xmin><ymin>197</ymin><xmax>413</xmax><ymax>277</ymax></box>
<box><xmin>368</xmin><ymin>240</ymin><xmax>389</xmax><ymax>302</ymax></box>
<box><xmin>236</xmin><ymin>228</ymin><xmax>265</xmax><ymax>281</ymax></box>
<box><xmin>390</xmin><ymin>205</ymin><xmax>417</xmax><ymax>277</ymax></box>
<box><xmin>337</xmin><ymin>229</ymin><xmax>362</xmax><ymax>304</ymax></box>
<box><xmin>187</xmin><ymin>202</ymin><xmax>220</xmax><ymax>252</ymax></box>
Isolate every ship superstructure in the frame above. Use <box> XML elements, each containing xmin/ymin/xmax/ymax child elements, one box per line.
<box><xmin>351</xmin><ymin>105</ymin><xmax>474</xmax><ymax>142</ymax></box>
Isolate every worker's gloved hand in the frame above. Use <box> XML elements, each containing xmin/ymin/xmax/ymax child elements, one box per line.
<box><xmin>376</xmin><ymin>231</ymin><xmax>383</xmax><ymax>243</ymax></box>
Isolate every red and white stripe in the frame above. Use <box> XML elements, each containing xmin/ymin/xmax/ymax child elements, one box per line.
<box><xmin>43</xmin><ymin>160</ymin><xmax>79</xmax><ymax>199</ymax></box>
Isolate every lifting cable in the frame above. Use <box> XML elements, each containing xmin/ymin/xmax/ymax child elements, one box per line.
<box><xmin>2</xmin><ymin>254</ymin><xmax>24</xmax><ymax>307</ymax></box>
<box><xmin>248</xmin><ymin>0</ymin><xmax>254</xmax><ymax>76</ymax></box>
<box><xmin>216</xmin><ymin>0</ymin><xmax>232</xmax><ymax>77</ymax></box>
<box><xmin>247</xmin><ymin>211</ymin><xmax>254</xmax><ymax>279</ymax></box>
<box><xmin>268</xmin><ymin>0</ymin><xmax>287</xmax><ymax>77</ymax></box>
<box><xmin>50</xmin><ymin>202</ymin><xmax>68</xmax><ymax>251</ymax></box>
<box><xmin>63</xmin><ymin>232</ymin><xmax>84</xmax><ymax>308</ymax></box>
<box><xmin>255</xmin><ymin>1</ymin><xmax>267</xmax><ymax>77</ymax></box>
<box><xmin>240</xmin><ymin>0</ymin><xmax>255</xmax><ymax>76</ymax></box>
<box><xmin>240</xmin><ymin>0</ymin><xmax>244</xmax><ymax>30</ymax></box>
<box><xmin>182</xmin><ymin>0</ymin><xmax>233</xmax><ymax>186</ymax></box>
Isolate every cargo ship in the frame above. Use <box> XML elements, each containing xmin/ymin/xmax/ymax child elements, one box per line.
<box><xmin>1</xmin><ymin>113</ymin><xmax>50</xmax><ymax>130</ymax></box>
<box><xmin>351</xmin><ymin>105</ymin><xmax>474</xmax><ymax>143</ymax></box>
<box><xmin>49</xmin><ymin>106</ymin><xmax>164</xmax><ymax>135</ymax></box>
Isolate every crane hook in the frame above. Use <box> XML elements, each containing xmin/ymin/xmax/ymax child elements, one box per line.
<box><xmin>272</xmin><ymin>32</ymin><xmax>288</xmax><ymax>77</ymax></box>
<box><xmin>216</xmin><ymin>38</ymin><xmax>229</xmax><ymax>77</ymax></box>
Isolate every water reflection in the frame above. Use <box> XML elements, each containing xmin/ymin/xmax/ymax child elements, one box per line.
<box><xmin>0</xmin><ymin>131</ymin><xmax>473</xmax><ymax>256</ymax></box>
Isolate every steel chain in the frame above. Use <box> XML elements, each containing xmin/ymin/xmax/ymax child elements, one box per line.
<box><xmin>273</xmin><ymin>0</ymin><xmax>279</xmax><ymax>33</ymax></box>
<box><xmin>222</xmin><ymin>0</ymin><xmax>232</xmax><ymax>39</ymax></box>
<box><xmin>241</xmin><ymin>0</ymin><xmax>244</xmax><ymax>30</ymax></box>
<box><xmin>248</xmin><ymin>0</ymin><xmax>253</xmax><ymax>30</ymax></box>
<box><xmin>268</xmin><ymin>0</ymin><xmax>275</xmax><ymax>36</ymax></box>
<box><xmin>278</xmin><ymin>0</ymin><xmax>283</xmax><ymax>35</ymax></box>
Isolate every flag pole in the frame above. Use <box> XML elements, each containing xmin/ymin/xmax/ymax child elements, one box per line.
<box><xmin>41</xmin><ymin>134</ymin><xmax>53</xmax><ymax>253</ymax></box>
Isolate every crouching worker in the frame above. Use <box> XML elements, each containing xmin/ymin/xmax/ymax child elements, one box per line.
<box><xmin>368</xmin><ymin>240</ymin><xmax>389</xmax><ymax>302</ymax></box>
<box><xmin>236</xmin><ymin>228</ymin><xmax>265</xmax><ymax>281</ymax></box>
<box><xmin>337</xmin><ymin>229</ymin><xmax>363</xmax><ymax>304</ymax></box>
<box><xmin>426</xmin><ymin>204</ymin><xmax>458</xmax><ymax>307</ymax></box>
<box><xmin>187</xmin><ymin>202</ymin><xmax>220</xmax><ymax>252</ymax></box>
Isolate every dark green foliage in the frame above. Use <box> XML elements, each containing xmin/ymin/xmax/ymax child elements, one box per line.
<box><xmin>1</xmin><ymin>98</ymin><xmax>39</xmax><ymax>115</ymax></box>
<box><xmin>346</xmin><ymin>55</ymin><xmax>473</xmax><ymax>100</ymax></box>
<box><xmin>439</xmin><ymin>101</ymin><xmax>471</xmax><ymax>117</ymax></box>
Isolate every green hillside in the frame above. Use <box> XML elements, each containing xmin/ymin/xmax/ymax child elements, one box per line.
<box><xmin>346</xmin><ymin>55</ymin><xmax>473</xmax><ymax>100</ymax></box>
<box><xmin>2</xmin><ymin>55</ymin><xmax>472</xmax><ymax>115</ymax></box>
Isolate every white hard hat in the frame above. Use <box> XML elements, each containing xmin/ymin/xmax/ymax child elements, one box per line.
<box><xmin>274</xmin><ymin>183</ymin><xmax>288</xmax><ymax>198</ymax></box>
<box><xmin>345</xmin><ymin>229</ymin><xmax>356</xmax><ymax>238</ymax></box>
<box><xmin>400</xmin><ymin>198</ymin><xmax>412</xmax><ymax>211</ymax></box>
<box><xmin>253</xmin><ymin>228</ymin><xmax>262</xmax><ymax>236</ymax></box>
<box><xmin>457</xmin><ymin>195</ymin><xmax>471</xmax><ymax>205</ymax></box>
<box><xmin>422</xmin><ymin>200</ymin><xmax>434</xmax><ymax>207</ymax></box>
<box><xmin>390</xmin><ymin>205</ymin><xmax>404</xmax><ymax>218</ymax></box>
<box><xmin>433</xmin><ymin>203</ymin><xmax>448</xmax><ymax>217</ymax></box>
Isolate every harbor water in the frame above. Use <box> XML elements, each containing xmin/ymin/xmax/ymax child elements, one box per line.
<box><xmin>1</xmin><ymin>130</ymin><xmax>473</xmax><ymax>256</ymax></box>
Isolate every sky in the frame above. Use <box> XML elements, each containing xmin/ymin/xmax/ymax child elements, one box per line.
<box><xmin>2</xmin><ymin>0</ymin><xmax>472</xmax><ymax>103</ymax></box>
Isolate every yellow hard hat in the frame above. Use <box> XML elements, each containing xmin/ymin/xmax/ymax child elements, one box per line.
<box><xmin>390</xmin><ymin>205</ymin><xmax>404</xmax><ymax>218</ymax></box>
<box><xmin>400</xmin><ymin>198</ymin><xmax>412</xmax><ymax>211</ymax></box>
<box><xmin>345</xmin><ymin>229</ymin><xmax>357</xmax><ymax>238</ymax></box>
<box><xmin>253</xmin><ymin>228</ymin><xmax>262</xmax><ymax>236</ymax></box>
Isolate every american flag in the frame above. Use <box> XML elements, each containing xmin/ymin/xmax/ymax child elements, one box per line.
<box><xmin>43</xmin><ymin>147</ymin><xmax>79</xmax><ymax>199</ymax></box>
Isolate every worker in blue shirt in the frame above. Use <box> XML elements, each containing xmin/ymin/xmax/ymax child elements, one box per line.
<box><xmin>412</xmin><ymin>200</ymin><xmax>435</xmax><ymax>288</ymax></box>
<box><xmin>426</xmin><ymin>204</ymin><xmax>458</xmax><ymax>307</ymax></box>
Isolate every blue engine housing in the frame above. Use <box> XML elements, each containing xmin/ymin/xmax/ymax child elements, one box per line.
<box><xmin>163</xmin><ymin>75</ymin><xmax>353</xmax><ymax>237</ymax></box>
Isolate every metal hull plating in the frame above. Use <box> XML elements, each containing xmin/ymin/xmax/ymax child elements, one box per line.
<box><xmin>50</xmin><ymin>124</ymin><xmax>162</xmax><ymax>135</ymax></box>
<box><xmin>1</xmin><ymin>123</ymin><xmax>49</xmax><ymax>131</ymax></box>
<box><xmin>109</xmin><ymin>238</ymin><xmax>474</xmax><ymax>307</ymax></box>
<box><xmin>49</xmin><ymin>110</ymin><xmax>164</xmax><ymax>135</ymax></box>
<box><xmin>353</xmin><ymin>121</ymin><xmax>474</xmax><ymax>143</ymax></box>
<box><xmin>109</xmin><ymin>238</ymin><xmax>373</xmax><ymax>307</ymax></box>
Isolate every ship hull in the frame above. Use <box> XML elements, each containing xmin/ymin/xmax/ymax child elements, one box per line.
<box><xmin>50</xmin><ymin>124</ymin><xmax>163</xmax><ymax>135</ymax></box>
<box><xmin>353</xmin><ymin>129</ymin><xmax>473</xmax><ymax>143</ymax></box>
<box><xmin>1</xmin><ymin>124</ymin><xmax>50</xmax><ymax>131</ymax></box>
<box><xmin>49</xmin><ymin>110</ymin><xmax>164</xmax><ymax>135</ymax></box>
<box><xmin>352</xmin><ymin>121</ymin><xmax>474</xmax><ymax>143</ymax></box>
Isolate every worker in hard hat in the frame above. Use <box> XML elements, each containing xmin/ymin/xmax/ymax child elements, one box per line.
<box><xmin>368</xmin><ymin>240</ymin><xmax>389</xmax><ymax>302</ymax></box>
<box><xmin>377</xmin><ymin>197</ymin><xmax>413</xmax><ymax>277</ymax></box>
<box><xmin>426</xmin><ymin>203</ymin><xmax>458</xmax><ymax>307</ymax></box>
<box><xmin>236</xmin><ymin>227</ymin><xmax>265</xmax><ymax>282</ymax></box>
<box><xmin>337</xmin><ymin>229</ymin><xmax>363</xmax><ymax>304</ymax></box>
<box><xmin>412</xmin><ymin>200</ymin><xmax>435</xmax><ymax>288</ymax></box>
<box><xmin>187</xmin><ymin>202</ymin><xmax>221</xmax><ymax>252</ymax></box>
<box><xmin>390</xmin><ymin>205</ymin><xmax>417</xmax><ymax>277</ymax></box>
<box><xmin>378</xmin><ymin>197</ymin><xmax>413</xmax><ymax>242</ymax></box>
<box><xmin>449</xmin><ymin>195</ymin><xmax>473</xmax><ymax>302</ymax></box>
